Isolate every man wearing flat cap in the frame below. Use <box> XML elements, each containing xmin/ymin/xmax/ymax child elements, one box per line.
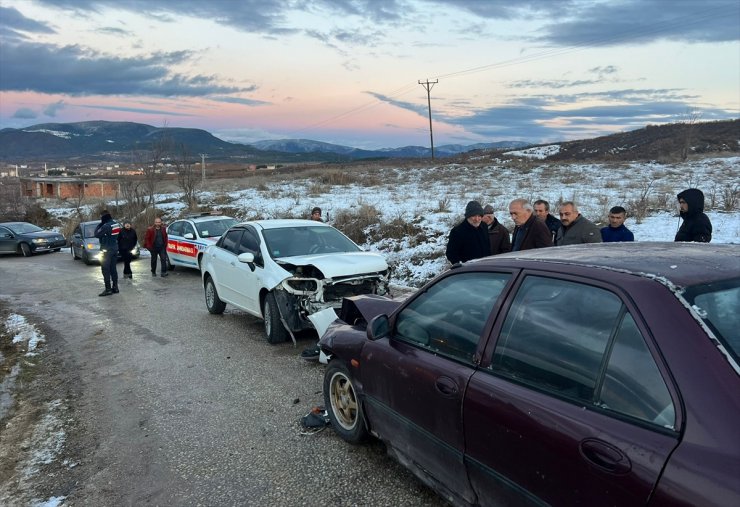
<box><xmin>445</xmin><ymin>200</ymin><xmax>491</xmax><ymax>264</ymax></box>
<box><xmin>482</xmin><ymin>204</ymin><xmax>511</xmax><ymax>255</ymax></box>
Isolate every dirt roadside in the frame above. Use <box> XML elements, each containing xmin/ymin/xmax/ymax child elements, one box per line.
<box><xmin>0</xmin><ymin>303</ymin><xmax>92</xmax><ymax>506</ymax></box>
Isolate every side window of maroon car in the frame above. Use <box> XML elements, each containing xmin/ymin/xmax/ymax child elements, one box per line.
<box><xmin>394</xmin><ymin>272</ymin><xmax>511</xmax><ymax>363</ymax></box>
<box><xmin>491</xmin><ymin>276</ymin><xmax>675</xmax><ymax>429</ymax></box>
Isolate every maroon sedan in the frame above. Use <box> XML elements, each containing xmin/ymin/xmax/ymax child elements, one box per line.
<box><xmin>319</xmin><ymin>242</ymin><xmax>740</xmax><ymax>507</ymax></box>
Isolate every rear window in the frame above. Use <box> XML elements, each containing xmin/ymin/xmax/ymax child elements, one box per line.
<box><xmin>683</xmin><ymin>277</ymin><xmax>740</xmax><ymax>363</ymax></box>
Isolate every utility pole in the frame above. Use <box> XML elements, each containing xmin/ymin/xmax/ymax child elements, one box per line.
<box><xmin>200</xmin><ymin>154</ymin><xmax>207</xmax><ymax>183</ymax></box>
<box><xmin>418</xmin><ymin>79</ymin><xmax>438</xmax><ymax>160</ymax></box>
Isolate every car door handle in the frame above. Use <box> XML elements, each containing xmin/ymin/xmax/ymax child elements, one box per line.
<box><xmin>435</xmin><ymin>376</ymin><xmax>459</xmax><ymax>398</ymax></box>
<box><xmin>579</xmin><ymin>438</ymin><xmax>631</xmax><ymax>475</ymax></box>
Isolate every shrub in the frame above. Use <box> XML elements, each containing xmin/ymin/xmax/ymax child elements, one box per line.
<box><xmin>332</xmin><ymin>204</ymin><xmax>381</xmax><ymax>244</ymax></box>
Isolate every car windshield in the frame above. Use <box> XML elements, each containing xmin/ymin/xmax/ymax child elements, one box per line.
<box><xmin>83</xmin><ymin>224</ymin><xmax>97</xmax><ymax>237</ymax></box>
<box><xmin>7</xmin><ymin>223</ymin><xmax>42</xmax><ymax>234</ymax></box>
<box><xmin>196</xmin><ymin>218</ymin><xmax>236</xmax><ymax>238</ymax></box>
<box><xmin>683</xmin><ymin>277</ymin><xmax>740</xmax><ymax>363</ymax></box>
<box><xmin>263</xmin><ymin>226</ymin><xmax>361</xmax><ymax>258</ymax></box>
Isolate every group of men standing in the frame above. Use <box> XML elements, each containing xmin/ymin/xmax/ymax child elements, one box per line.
<box><xmin>446</xmin><ymin>188</ymin><xmax>712</xmax><ymax>265</ymax></box>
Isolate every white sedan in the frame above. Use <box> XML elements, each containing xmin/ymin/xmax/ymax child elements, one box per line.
<box><xmin>201</xmin><ymin>219</ymin><xmax>391</xmax><ymax>344</ymax></box>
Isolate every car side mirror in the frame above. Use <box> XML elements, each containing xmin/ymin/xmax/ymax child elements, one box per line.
<box><xmin>237</xmin><ymin>252</ymin><xmax>256</xmax><ymax>271</ymax></box>
<box><xmin>367</xmin><ymin>314</ymin><xmax>390</xmax><ymax>341</ymax></box>
<box><xmin>184</xmin><ymin>233</ymin><xmax>194</xmax><ymax>239</ymax></box>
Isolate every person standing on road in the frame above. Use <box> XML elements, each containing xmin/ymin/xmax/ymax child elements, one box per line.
<box><xmin>144</xmin><ymin>217</ymin><xmax>169</xmax><ymax>277</ymax></box>
<box><xmin>481</xmin><ymin>204</ymin><xmax>511</xmax><ymax>255</ymax></box>
<box><xmin>94</xmin><ymin>210</ymin><xmax>121</xmax><ymax>296</ymax></box>
<box><xmin>118</xmin><ymin>221</ymin><xmax>138</xmax><ymax>279</ymax></box>
<box><xmin>601</xmin><ymin>206</ymin><xmax>635</xmax><ymax>242</ymax></box>
<box><xmin>555</xmin><ymin>202</ymin><xmax>602</xmax><ymax>246</ymax></box>
<box><xmin>445</xmin><ymin>200</ymin><xmax>490</xmax><ymax>264</ymax></box>
<box><xmin>509</xmin><ymin>199</ymin><xmax>553</xmax><ymax>251</ymax></box>
<box><xmin>675</xmin><ymin>188</ymin><xmax>712</xmax><ymax>242</ymax></box>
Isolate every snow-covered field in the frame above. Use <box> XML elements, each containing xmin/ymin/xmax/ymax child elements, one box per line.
<box><xmin>48</xmin><ymin>156</ymin><xmax>740</xmax><ymax>288</ymax></box>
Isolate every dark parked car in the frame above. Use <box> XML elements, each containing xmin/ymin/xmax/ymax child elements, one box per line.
<box><xmin>70</xmin><ymin>220</ymin><xmax>139</xmax><ymax>265</ymax></box>
<box><xmin>319</xmin><ymin>242</ymin><xmax>740</xmax><ymax>507</ymax></box>
<box><xmin>0</xmin><ymin>222</ymin><xmax>66</xmax><ymax>256</ymax></box>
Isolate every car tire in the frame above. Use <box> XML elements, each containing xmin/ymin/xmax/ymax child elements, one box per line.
<box><xmin>262</xmin><ymin>292</ymin><xmax>289</xmax><ymax>344</ymax></box>
<box><xmin>53</xmin><ymin>248</ymin><xmax>61</xmax><ymax>252</ymax></box>
<box><xmin>72</xmin><ymin>247</ymin><xmax>79</xmax><ymax>260</ymax></box>
<box><xmin>20</xmin><ymin>243</ymin><xmax>32</xmax><ymax>257</ymax></box>
<box><xmin>324</xmin><ymin>361</ymin><xmax>368</xmax><ymax>444</ymax></box>
<box><xmin>204</xmin><ymin>276</ymin><xmax>226</xmax><ymax>314</ymax></box>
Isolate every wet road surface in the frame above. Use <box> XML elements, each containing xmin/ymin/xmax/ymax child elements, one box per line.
<box><xmin>0</xmin><ymin>250</ymin><xmax>444</xmax><ymax>506</ymax></box>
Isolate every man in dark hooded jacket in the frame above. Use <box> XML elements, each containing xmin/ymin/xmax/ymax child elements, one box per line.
<box><xmin>445</xmin><ymin>200</ymin><xmax>490</xmax><ymax>264</ymax></box>
<box><xmin>675</xmin><ymin>188</ymin><xmax>712</xmax><ymax>242</ymax></box>
<box><xmin>94</xmin><ymin>210</ymin><xmax>121</xmax><ymax>296</ymax></box>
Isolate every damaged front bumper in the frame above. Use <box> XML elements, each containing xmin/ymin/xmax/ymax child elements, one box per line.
<box><xmin>272</xmin><ymin>271</ymin><xmax>391</xmax><ymax>334</ymax></box>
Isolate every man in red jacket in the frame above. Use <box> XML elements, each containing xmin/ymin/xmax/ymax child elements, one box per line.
<box><xmin>144</xmin><ymin>217</ymin><xmax>169</xmax><ymax>277</ymax></box>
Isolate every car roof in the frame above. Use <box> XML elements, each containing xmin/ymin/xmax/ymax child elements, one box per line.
<box><xmin>0</xmin><ymin>222</ymin><xmax>33</xmax><ymax>226</ymax></box>
<box><xmin>236</xmin><ymin>219</ymin><xmax>331</xmax><ymax>230</ymax></box>
<box><xmin>468</xmin><ymin>242</ymin><xmax>740</xmax><ymax>288</ymax></box>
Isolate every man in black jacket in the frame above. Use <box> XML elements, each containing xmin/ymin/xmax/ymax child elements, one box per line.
<box><xmin>675</xmin><ymin>188</ymin><xmax>712</xmax><ymax>242</ymax></box>
<box><xmin>94</xmin><ymin>210</ymin><xmax>121</xmax><ymax>296</ymax></box>
<box><xmin>445</xmin><ymin>200</ymin><xmax>490</xmax><ymax>264</ymax></box>
<box><xmin>118</xmin><ymin>221</ymin><xmax>138</xmax><ymax>279</ymax></box>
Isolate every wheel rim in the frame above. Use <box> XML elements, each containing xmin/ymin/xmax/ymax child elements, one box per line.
<box><xmin>206</xmin><ymin>281</ymin><xmax>215</xmax><ymax>308</ymax></box>
<box><xmin>329</xmin><ymin>371</ymin><xmax>358</xmax><ymax>430</ymax></box>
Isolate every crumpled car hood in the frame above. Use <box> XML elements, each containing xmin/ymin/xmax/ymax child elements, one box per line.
<box><xmin>275</xmin><ymin>252</ymin><xmax>388</xmax><ymax>278</ymax></box>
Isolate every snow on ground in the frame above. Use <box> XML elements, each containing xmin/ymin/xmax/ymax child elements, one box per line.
<box><xmin>6</xmin><ymin>313</ymin><xmax>45</xmax><ymax>355</ymax></box>
<box><xmin>504</xmin><ymin>144</ymin><xmax>561</xmax><ymax>159</ymax></box>
<box><xmin>47</xmin><ymin>156</ymin><xmax>740</xmax><ymax>288</ymax></box>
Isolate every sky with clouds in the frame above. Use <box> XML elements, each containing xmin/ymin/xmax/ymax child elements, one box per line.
<box><xmin>0</xmin><ymin>0</ymin><xmax>738</xmax><ymax>149</ymax></box>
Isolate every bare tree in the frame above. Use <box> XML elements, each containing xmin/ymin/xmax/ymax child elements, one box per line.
<box><xmin>0</xmin><ymin>179</ymin><xmax>26</xmax><ymax>221</ymax></box>
<box><xmin>118</xmin><ymin>177</ymin><xmax>148</xmax><ymax>221</ymax></box>
<box><xmin>174</xmin><ymin>143</ymin><xmax>200</xmax><ymax>210</ymax></box>
<box><xmin>680</xmin><ymin>108</ymin><xmax>701</xmax><ymax>161</ymax></box>
<box><xmin>133</xmin><ymin>124</ymin><xmax>173</xmax><ymax>209</ymax></box>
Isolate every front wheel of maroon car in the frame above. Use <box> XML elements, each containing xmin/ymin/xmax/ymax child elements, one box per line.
<box><xmin>324</xmin><ymin>361</ymin><xmax>368</xmax><ymax>444</ymax></box>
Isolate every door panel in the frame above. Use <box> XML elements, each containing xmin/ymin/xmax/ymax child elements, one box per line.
<box><xmin>463</xmin><ymin>274</ymin><xmax>680</xmax><ymax>506</ymax></box>
<box><xmin>359</xmin><ymin>271</ymin><xmax>513</xmax><ymax>504</ymax></box>
<box><xmin>463</xmin><ymin>375</ymin><xmax>678</xmax><ymax>507</ymax></box>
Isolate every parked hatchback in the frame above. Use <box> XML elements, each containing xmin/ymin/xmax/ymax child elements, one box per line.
<box><xmin>201</xmin><ymin>219</ymin><xmax>390</xmax><ymax>343</ymax></box>
<box><xmin>0</xmin><ymin>222</ymin><xmax>66</xmax><ymax>256</ymax></box>
<box><xmin>166</xmin><ymin>214</ymin><xmax>236</xmax><ymax>270</ymax></box>
<box><xmin>319</xmin><ymin>242</ymin><xmax>740</xmax><ymax>507</ymax></box>
<box><xmin>70</xmin><ymin>220</ymin><xmax>139</xmax><ymax>265</ymax></box>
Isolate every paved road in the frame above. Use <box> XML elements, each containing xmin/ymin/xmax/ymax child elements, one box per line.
<box><xmin>0</xmin><ymin>251</ymin><xmax>444</xmax><ymax>506</ymax></box>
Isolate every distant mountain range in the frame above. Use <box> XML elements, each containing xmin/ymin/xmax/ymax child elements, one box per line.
<box><xmin>0</xmin><ymin>121</ymin><xmax>528</xmax><ymax>162</ymax></box>
<box><xmin>2</xmin><ymin>119</ymin><xmax>736</xmax><ymax>164</ymax></box>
